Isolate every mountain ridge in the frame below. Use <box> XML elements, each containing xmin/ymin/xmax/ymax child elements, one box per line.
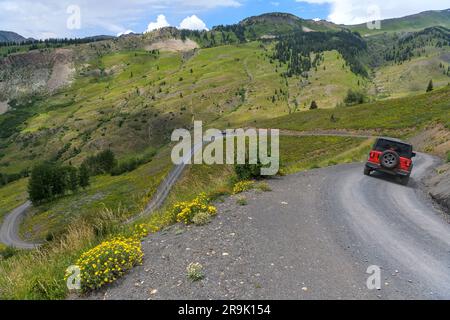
<box><xmin>0</xmin><ymin>31</ymin><xmax>27</xmax><ymax>43</ymax></box>
<box><xmin>346</xmin><ymin>8</ymin><xmax>450</xmax><ymax>35</ymax></box>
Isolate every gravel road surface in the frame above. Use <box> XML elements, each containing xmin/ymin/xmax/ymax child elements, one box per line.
<box><xmin>0</xmin><ymin>201</ymin><xmax>40</xmax><ymax>249</ymax></box>
<box><xmin>85</xmin><ymin>153</ymin><xmax>450</xmax><ymax>300</ymax></box>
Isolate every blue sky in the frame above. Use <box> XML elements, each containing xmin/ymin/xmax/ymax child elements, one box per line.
<box><xmin>150</xmin><ymin>1</ymin><xmax>331</xmax><ymax>29</ymax></box>
<box><xmin>0</xmin><ymin>0</ymin><xmax>449</xmax><ymax>39</ymax></box>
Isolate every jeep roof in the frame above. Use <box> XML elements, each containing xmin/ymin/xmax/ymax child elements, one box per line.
<box><xmin>377</xmin><ymin>137</ymin><xmax>410</xmax><ymax>145</ymax></box>
<box><xmin>373</xmin><ymin>137</ymin><xmax>413</xmax><ymax>158</ymax></box>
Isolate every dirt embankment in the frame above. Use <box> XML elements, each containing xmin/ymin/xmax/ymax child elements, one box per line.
<box><xmin>0</xmin><ymin>100</ymin><xmax>8</xmax><ymax>115</ymax></box>
<box><xmin>146</xmin><ymin>39</ymin><xmax>199</xmax><ymax>52</ymax></box>
<box><xmin>426</xmin><ymin>163</ymin><xmax>450</xmax><ymax>211</ymax></box>
<box><xmin>409</xmin><ymin>124</ymin><xmax>450</xmax><ymax>212</ymax></box>
<box><xmin>0</xmin><ymin>48</ymin><xmax>75</xmax><ymax>101</ymax></box>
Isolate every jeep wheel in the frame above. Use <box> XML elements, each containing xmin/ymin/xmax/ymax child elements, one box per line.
<box><xmin>380</xmin><ymin>150</ymin><xmax>400</xmax><ymax>169</ymax></box>
<box><xmin>364</xmin><ymin>167</ymin><xmax>372</xmax><ymax>176</ymax></box>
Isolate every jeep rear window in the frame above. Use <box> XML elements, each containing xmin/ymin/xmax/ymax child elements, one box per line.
<box><xmin>374</xmin><ymin>139</ymin><xmax>413</xmax><ymax>158</ymax></box>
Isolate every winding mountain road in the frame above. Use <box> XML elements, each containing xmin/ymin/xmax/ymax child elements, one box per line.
<box><xmin>1</xmin><ymin>128</ymin><xmax>447</xmax><ymax>298</ymax></box>
<box><xmin>87</xmin><ymin>152</ymin><xmax>450</xmax><ymax>300</ymax></box>
<box><xmin>0</xmin><ymin>201</ymin><xmax>40</xmax><ymax>249</ymax></box>
<box><xmin>3</xmin><ymin>130</ymin><xmax>449</xmax><ymax>298</ymax></box>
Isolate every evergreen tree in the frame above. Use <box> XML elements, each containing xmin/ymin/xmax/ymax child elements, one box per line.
<box><xmin>82</xmin><ymin>150</ymin><xmax>117</xmax><ymax>175</ymax></box>
<box><xmin>28</xmin><ymin>162</ymin><xmax>54</xmax><ymax>204</ymax></box>
<box><xmin>344</xmin><ymin>89</ymin><xmax>366</xmax><ymax>106</ymax></box>
<box><xmin>310</xmin><ymin>100</ymin><xmax>318</xmax><ymax>110</ymax></box>
<box><xmin>97</xmin><ymin>150</ymin><xmax>116</xmax><ymax>173</ymax></box>
<box><xmin>426</xmin><ymin>79</ymin><xmax>434</xmax><ymax>92</ymax></box>
<box><xmin>28</xmin><ymin>162</ymin><xmax>84</xmax><ymax>204</ymax></box>
<box><xmin>79</xmin><ymin>164</ymin><xmax>90</xmax><ymax>188</ymax></box>
<box><xmin>66</xmin><ymin>166</ymin><xmax>79</xmax><ymax>193</ymax></box>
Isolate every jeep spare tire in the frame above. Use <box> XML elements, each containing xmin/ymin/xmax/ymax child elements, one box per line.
<box><xmin>380</xmin><ymin>150</ymin><xmax>399</xmax><ymax>169</ymax></box>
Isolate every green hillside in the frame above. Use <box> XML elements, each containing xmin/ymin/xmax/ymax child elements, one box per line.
<box><xmin>0</xmin><ymin>9</ymin><xmax>450</xmax><ymax>300</ymax></box>
<box><xmin>347</xmin><ymin>9</ymin><xmax>450</xmax><ymax>36</ymax></box>
<box><xmin>262</xmin><ymin>85</ymin><xmax>450</xmax><ymax>134</ymax></box>
<box><xmin>0</xmin><ymin>40</ymin><xmax>367</xmax><ymax>241</ymax></box>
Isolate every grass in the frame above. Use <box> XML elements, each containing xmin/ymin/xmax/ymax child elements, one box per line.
<box><xmin>0</xmin><ymin>178</ymin><xmax>28</xmax><ymax>223</ymax></box>
<box><xmin>0</xmin><ymin>44</ymin><xmax>373</xmax><ymax>175</ymax></box>
<box><xmin>347</xmin><ymin>10</ymin><xmax>450</xmax><ymax>36</ymax></box>
<box><xmin>255</xmin><ymin>182</ymin><xmax>272</xmax><ymax>192</ymax></box>
<box><xmin>19</xmin><ymin>146</ymin><xmax>172</xmax><ymax>242</ymax></box>
<box><xmin>211</xmin><ymin>49</ymin><xmax>366</xmax><ymax>128</ymax></box>
<box><xmin>279</xmin><ymin>136</ymin><xmax>369</xmax><ymax>174</ymax></box>
<box><xmin>236</xmin><ymin>196</ymin><xmax>248</xmax><ymax>206</ymax></box>
<box><xmin>261</xmin><ymin>86</ymin><xmax>450</xmax><ymax>136</ymax></box>
<box><xmin>0</xmin><ymin>39</ymin><xmax>449</xmax><ymax>299</ymax></box>
<box><xmin>372</xmin><ymin>51</ymin><xmax>450</xmax><ymax>99</ymax></box>
<box><xmin>0</xmin><ymin>127</ymin><xmax>433</xmax><ymax>299</ymax></box>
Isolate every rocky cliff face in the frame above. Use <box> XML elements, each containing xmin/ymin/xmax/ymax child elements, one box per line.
<box><xmin>410</xmin><ymin>125</ymin><xmax>450</xmax><ymax>213</ymax></box>
<box><xmin>426</xmin><ymin>163</ymin><xmax>450</xmax><ymax>212</ymax></box>
<box><xmin>0</xmin><ymin>48</ymin><xmax>75</xmax><ymax>101</ymax></box>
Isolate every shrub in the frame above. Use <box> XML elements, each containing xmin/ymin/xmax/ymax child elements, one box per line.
<box><xmin>110</xmin><ymin>158</ymin><xmax>139</xmax><ymax>176</ymax></box>
<box><xmin>171</xmin><ymin>193</ymin><xmax>217</xmax><ymax>224</ymax></box>
<box><xmin>0</xmin><ymin>246</ymin><xmax>19</xmax><ymax>260</ymax></box>
<box><xmin>187</xmin><ymin>262</ymin><xmax>204</xmax><ymax>281</ymax></box>
<box><xmin>236</xmin><ymin>196</ymin><xmax>248</xmax><ymax>206</ymax></box>
<box><xmin>234</xmin><ymin>162</ymin><xmax>263</xmax><ymax>180</ymax></box>
<box><xmin>192</xmin><ymin>212</ymin><xmax>212</xmax><ymax>226</ymax></box>
<box><xmin>70</xmin><ymin>236</ymin><xmax>143</xmax><ymax>292</ymax></box>
<box><xmin>255</xmin><ymin>182</ymin><xmax>271</xmax><ymax>192</ymax></box>
<box><xmin>446</xmin><ymin>151</ymin><xmax>450</xmax><ymax>163</ymax></box>
<box><xmin>79</xmin><ymin>163</ymin><xmax>90</xmax><ymax>188</ymax></box>
<box><xmin>232</xmin><ymin>181</ymin><xmax>254</xmax><ymax>194</ymax></box>
<box><xmin>133</xmin><ymin>224</ymin><xmax>149</xmax><ymax>239</ymax></box>
<box><xmin>28</xmin><ymin>162</ymin><xmax>84</xmax><ymax>204</ymax></box>
<box><xmin>0</xmin><ymin>169</ymin><xmax>29</xmax><ymax>187</ymax></box>
<box><xmin>110</xmin><ymin>151</ymin><xmax>155</xmax><ymax>176</ymax></box>
<box><xmin>82</xmin><ymin>150</ymin><xmax>117</xmax><ymax>176</ymax></box>
<box><xmin>344</xmin><ymin>89</ymin><xmax>366</xmax><ymax>106</ymax></box>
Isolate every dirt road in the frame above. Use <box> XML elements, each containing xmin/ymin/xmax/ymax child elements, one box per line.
<box><xmin>86</xmin><ymin>153</ymin><xmax>450</xmax><ymax>300</ymax></box>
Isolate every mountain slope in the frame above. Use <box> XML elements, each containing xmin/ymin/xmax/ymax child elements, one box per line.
<box><xmin>347</xmin><ymin>9</ymin><xmax>450</xmax><ymax>36</ymax></box>
<box><xmin>240</xmin><ymin>12</ymin><xmax>340</xmax><ymax>34</ymax></box>
<box><xmin>0</xmin><ymin>31</ymin><xmax>26</xmax><ymax>43</ymax></box>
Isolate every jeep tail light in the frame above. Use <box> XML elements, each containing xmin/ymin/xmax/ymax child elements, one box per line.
<box><xmin>404</xmin><ymin>159</ymin><xmax>412</xmax><ymax>168</ymax></box>
<box><xmin>369</xmin><ymin>151</ymin><xmax>380</xmax><ymax>163</ymax></box>
<box><xmin>399</xmin><ymin>158</ymin><xmax>412</xmax><ymax>171</ymax></box>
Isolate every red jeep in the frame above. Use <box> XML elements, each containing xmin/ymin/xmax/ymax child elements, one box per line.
<box><xmin>364</xmin><ymin>137</ymin><xmax>416</xmax><ymax>185</ymax></box>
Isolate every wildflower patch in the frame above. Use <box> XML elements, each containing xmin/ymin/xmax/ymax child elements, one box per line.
<box><xmin>171</xmin><ymin>193</ymin><xmax>217</xmax><ymax>224</ymax></box>
<box><xmin>69</xmin><ymin>236</ymin><xmax>143</xmax><ymax>292</ymax></box>
<box><xmin>187</xmin><ymin>262</ymin><xmax>204</xmax><ymax>281</ymax></box>
<box><xmin>232</xmin><ymin>180</ymin><xmax>255</xmax><ymax>194</ymax></box>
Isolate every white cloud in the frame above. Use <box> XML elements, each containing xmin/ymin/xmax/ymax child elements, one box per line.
<box><xmin>296</xmin><ymin>0</ymin><xmax>450</xmax><ymax>25</ymax></box>
<box><xmin>145</xmin><ymin>14</ymin><xmax>170</xmax><ymax>32</ymax></box>
<box><xmin>179</xmin><ymin>15</ymin><xmax>209</xmax><ymax>31</ymax></box>
<box><xmin>0</xmin><ymin>0</ymin><xmax>242</xmax><ymax>39</ymax></box>
<box><xmin>117</xmin><ymin>29</ymin><xmax>134</xmax><ymax>37</ymax></box>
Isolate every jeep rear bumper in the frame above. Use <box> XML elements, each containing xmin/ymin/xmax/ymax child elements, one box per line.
<box><xmin>365</xmin><ymin>162</ymin><xmax>411</xmax><ymax>177</ymax></box>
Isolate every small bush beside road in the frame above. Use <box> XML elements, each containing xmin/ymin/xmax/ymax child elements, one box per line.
<box><xmin>68</xmin><ymin>236</ymin><xmax>144</xmax><ymax>292</ymax></box>
<box><xmin>171</xmin><ymin>193</ymin><xmax>217</xmax><ymax>225</ymax></box>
